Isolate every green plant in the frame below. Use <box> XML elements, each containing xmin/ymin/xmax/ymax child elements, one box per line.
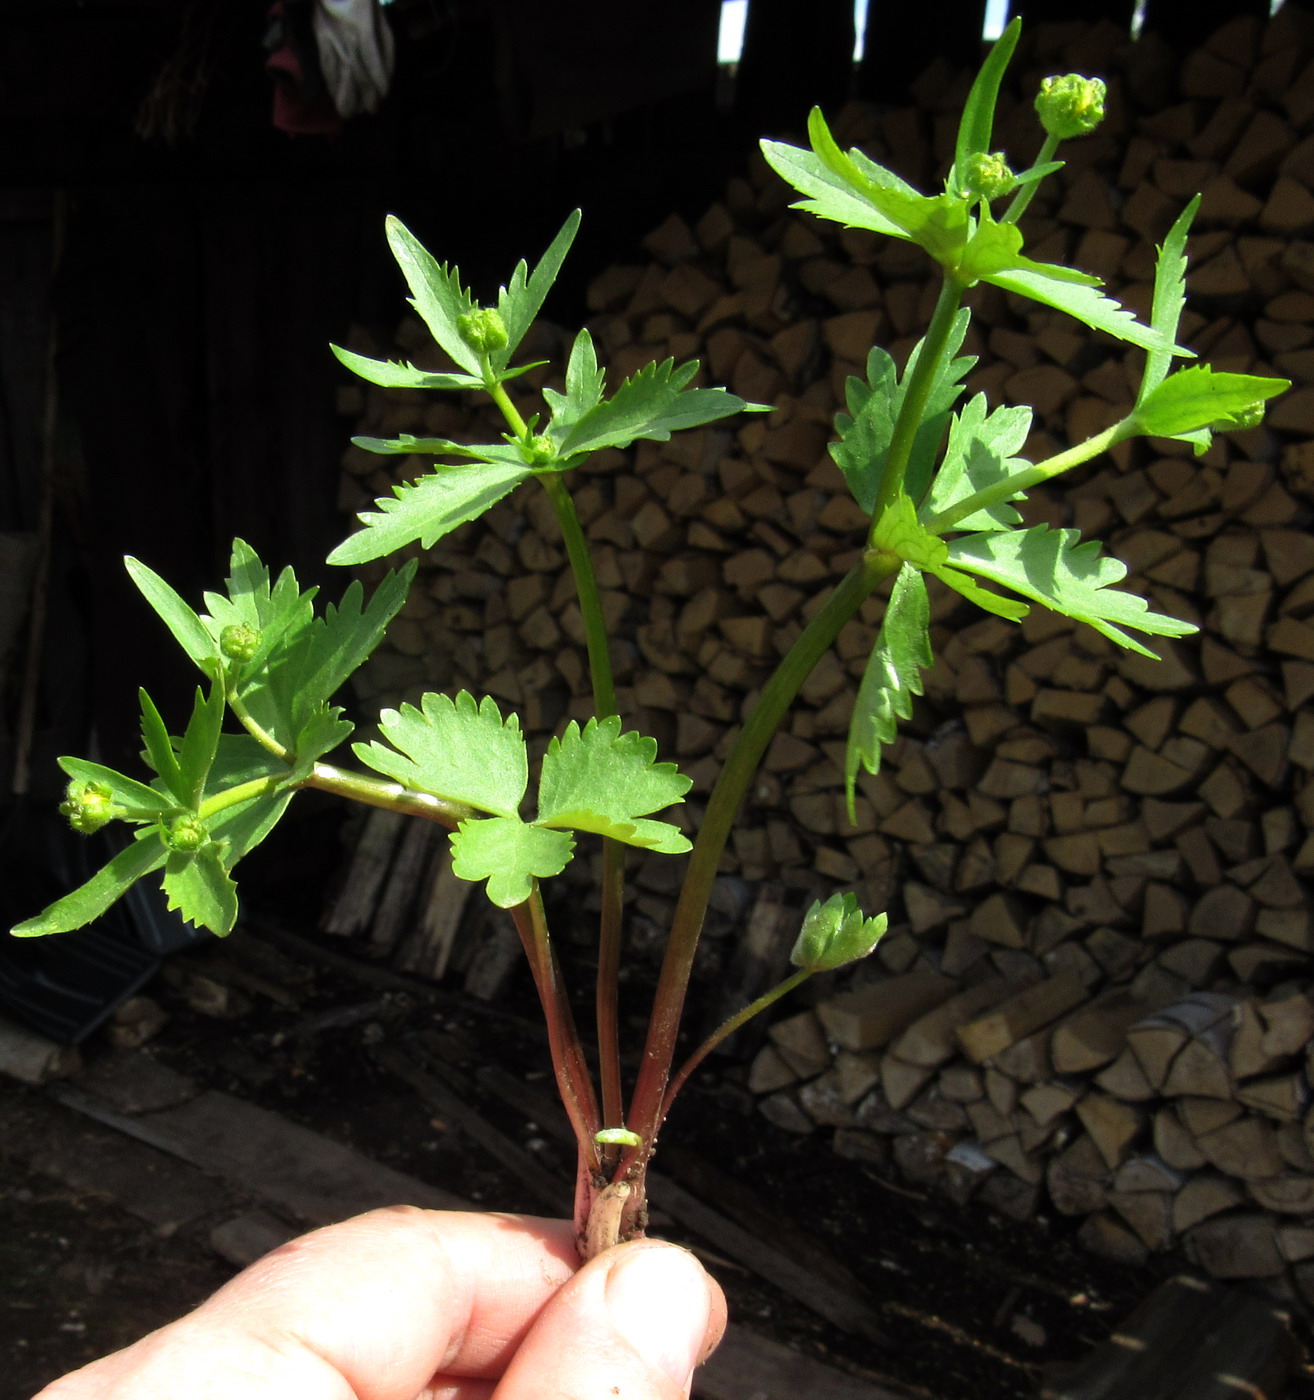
<box><xmin>15</xmin><ymin>21</ymin><xmax>1287</xmax><ymax>1257</ymax></box>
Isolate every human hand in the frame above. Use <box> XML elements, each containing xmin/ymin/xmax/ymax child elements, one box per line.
<box><xmin>35</xmin><ymin>1206</ymin><xmax>726</xmax><ymax>1399</ymax></box>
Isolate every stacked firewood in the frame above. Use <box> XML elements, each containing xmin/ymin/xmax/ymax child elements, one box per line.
<box><xmin>330</xmin><ymin>10</ymin><xmax>1314</xmax><ymax>1293</ymax></box>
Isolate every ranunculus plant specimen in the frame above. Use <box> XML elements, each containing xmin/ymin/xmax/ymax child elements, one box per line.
<box><xmin>16</xmin><ymin>21</ymin><xmax>1287</xmax><ymax>1257</ymax></box>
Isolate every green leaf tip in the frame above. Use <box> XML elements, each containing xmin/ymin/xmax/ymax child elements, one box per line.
<box><xmin>791</xmin><ymin>892</ymin><xmax>888</xmax><ymax>972</ymax></box>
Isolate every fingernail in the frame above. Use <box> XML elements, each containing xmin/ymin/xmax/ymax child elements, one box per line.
<box><xmin>606</xmin><ymin>1244</ymin><xmax>711</xmax><ymax>1390</ymax></box>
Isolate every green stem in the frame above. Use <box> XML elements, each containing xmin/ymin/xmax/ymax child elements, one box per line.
<box><xmin>197</xmin><ymin>774</ymin><xmax>283</xmax><ymax>821</ymax></box>
<box><xmin>227</xmin><ymin>692</ymin><xmax>292</xmax><ymax>763</ymax></box>
<box><xmin>1001</xmin><ymin>132</ymin><xmax>1061</xmax><ymax>225</ymax></box>
<box><xmin>305</xmin><ymin>762</ymin><xmax>475</xmax><ymax>827</ymax></box>
<box><xmin>921</xmin><ymin>416</ymin><xmax>1136</xmax><ymax>535</ymax></box>
<box><xmin>488</xmin><ymin>376</ymin><xmax>529</xmax><ymax>439</ymax></box>
<box><xmin>870</xmin><ymin>278</ymin><xmax>966</xmax><ymax>526</ymax></box>
<box><xmin>539</xmin><ymin>463</ymin><xmax>626</xmax><ymax>1132</ymax></box>
<box><xmin>622</xmin><ymin>558</ymin><xmax>891</xmax><ymax>1169</ymax></box>
<box><xmin>660</xmin><ymin>969</ymin><xmax>810</xmax><ymax>1120</ymax></box>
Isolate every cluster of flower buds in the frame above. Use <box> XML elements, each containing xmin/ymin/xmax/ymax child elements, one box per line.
<box><xmin>961</xmin><ymin>151</ymin><xmax>1016</xmax><ymax>203</ymax></box>
<box><xmin>1035</xmin><ymin>73</ymin><xmax>1106</xmax><ymax>140</ymax></box>
<box><xmin>59</xmin><ymin>780</ymin><xmax>121</xmax><ymax>835</ymax></box>
<box><xmin>162</xmin><ymin>814</ymin><xmax>209</xmax><ymax>853</ymax></box>
<box><xmin>220</xmin><ymin>622</ymin><xmax>262</xmax><ymax>664</ymax></box>
<box><xmin>790</xmin><ymin>892</ymin><xmax>887</xmax><ymax>973</ymax></box>
<box><xmin>457</xmin><ymin>307</ymin><xmax>509</xmax><ymax>355</ymax></box>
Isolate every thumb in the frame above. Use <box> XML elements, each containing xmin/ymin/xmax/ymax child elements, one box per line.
<box><xmin>493</xmin><ymin>1239</ymin><xmax>726</xmax><ymax>1400</ymax></box>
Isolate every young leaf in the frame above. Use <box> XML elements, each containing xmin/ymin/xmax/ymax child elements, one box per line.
<box><xmin>329</xmin><ymin>343</ymin><xmax>482</xmax><ymax>393</ymax></box>
<box><xmin>831</xmin><ymin>313</ymin><xmax>975</xmax><ymax>512</ymax></box>
<box><xmin>176</xmin><ymin>682</ymin><xmax>227</xmax><ymax>808</ymax></box>
<box><xmin>536</xmin><ymin>716</ymin><xmax>692</xmax><ymax>853</ymax></box>
<box><xmin>124</xmin><ymin>557</ymin><xmax>220</xmax><ymax>671</ymax></box>
<box><xmin>328</xmin><ymin>460</ymin><xmax>531</xmax><ymax>566</ymax></box>
<box><xmin>349</xmin><ymin>434</ymin><xmax>526</xmax><ymax>461</ymax></box>
<box><xmin>57</xmin><ymin>757</ymin><xmax>173</xmax><ymax>819</ymax></box>
<box><xmin>760</xmin><ymin>138</ymin><xmax>909</xmax><ymax>240</ymax></box>
<box><xmin>11</xmin><ymin>832</ymin><xmax>169</xmax><ymax>937</ymax></box>
<box><xmin>924</xmin><ymin>393</ymin><xmax>1031</xmax><ymax>530</ymax></box>
<box><xmin>385</xmin><ymin>216</ymin><xmax>482</xmax><ymax>377</ymax></box>
<box><xmin>1133</xmin><ymin>366</ymin><xmax>1289</xmax><ymax>439</ymax></box>
<box><xmin>163</xmin><ymin>846</ymin><xmax>238</xmax><ymax>935</ymax></box>
<box><xmin>495</xmin><ymin>210</ymin><xmax>581</xmax><ymax>363</ymax></box>
<box><xmin>138</xmin><ymin>688</ymin><xmax>187</xmax><ymax>803</ymax></box>
<box><xmin>551</xmin><ymin>358</ymin><xmax>761</xmax><ymax>458</ymax></box>
<box><xmin>542</xmin><ymin>329</ymin><xmax>607</xmax><ymax>441</ymax></box>
<box><xmin>1139</xmin><ymin>195</ymin><xmax>1199</xmax><ymax>405</ymax></box>
<box><xmin>285</xmin><ymin>708</ymin><xmax>354</xmax><ymax>783</ymax></box>
<box><xmin>953</xmin><ymin>18</ymin><xmax>1020</xmax><ymax>175</ymax></box>
<box><xmin>449</xmin><ymin>816</ymin><xmax>575</xmax><ymax>908</ymax></box>
<box><xmin>844</xmin><ymin>564</ymin><xmax>933</xmax><ymax>817</ymax></box>
<box><xmin>354</xmin><ymin>691</ymin><xmax>528</xmax><ymax>817</ymax></box>
<box><xmin>947</xmin><ymin>525</ymin><xmax>1199</xmax><ymax>655</ymax></box>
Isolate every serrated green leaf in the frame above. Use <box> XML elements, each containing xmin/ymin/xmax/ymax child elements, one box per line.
<box><xmin>350</xmin><ymin>433</ymin><xmax>531</xmax><ymax>466</ymax></box>
<box><xmin>449</xmin><ymin>816</ymin><xmax>575</xmax><ymax>908</ymax></box>
<box><xmin>329</xmin><ymin>343</ymin><xmax>482</xmax><ymax>392</ymax></box>
<box><xmin>354</xmin><ymin>691</ymin><xmax>528</xmax><ymax>816</ymax></box>
<box><xmin>286</xmin><ymin>708</ymin><xmax>353</xmax><ymax>783</ymax></box>
<box><xmin>57</xmin><ymin>758</ymin><xmax>173</xmax><ymax>819</ymax></box>
<box><xmin>552</xmin><ymin>357</ymin><xmax>761</xmax><ymax>458</ymax></box>
<box><xmin>385</xmin><ymin>216</ymin><xmax>482</xmax><ymax>376</ymax></box>
<box><xmin>138</xmin><ymin>688</ymin><xmax>187</xmax><ymax>802</ymax></box>
<box><xmin>976</xmin><ymin>228</ymin><xmax>1170</xmax><ymax>353</ymax></box>
<box><xmin>125</xmin><ymin>557</ymin><xmax>220</xmax><ymax>671</ymax></box>
<box><xmin>832</xmin><ymin>313</ymin><xmax>975</xmax><ymax>512</ymax></box>
<box><xmin>211</xmin><ymin>788</ymin><xmax>294</xmax><ymax>865</ymax></box>
<box><xmin>543</xmin><ymin>329</ymin><xmax>607</xmax><ymax>441</ymax></box>
<box><xmin>954</xmin><ymin>18</ymin><xmax>1020</xmax><ymax>174</ymax></box>
<box><xmin>329</xmin><ymin>460</ymin><xmax>531</xmax><ymax>566</ymax></box>
<box><xmin>760</xmin><ymin>139</ymin><xmax>910</xmax><ymax>240</ymax></box>
<box><xmin>1133</xmin><ymin>366</ymin><xmax>1289</xmax><ymax>438</ymax></box>
<box><xmin>11</xmin><ymin>833</ymin><xmax>168</xmax><ymax>937</ymax></box>
<box><xmin>205</xmin><ymin>734</ymin><xmax>294</xmax><ymax>791</ymax></box>
<box><xmin>176</xmin><ymin>681</ymin><xmax>226</xmax><ymax>808</ymax></box>
<box><xmin>845</xmin><ymin>564</ymin><xmax>932</xmax><ymax>817</ymax></box>
<box><xmin>947</xmin><ymin>525</ymin><xmax>1199</xmax><ymax>656</ymax></box>
<box><xmin>163</xmin><ymin>846</ymin><xmax>238</xmax><ymax>935</ymax></box>
<box><xmin>536</xmin><ymin>716</ymin><xmax>691</xmax><ymax>853</ymax></box>
<box><xmin>805</xmin><ymin>108</ymin><xmax>971</xmax><ymax>264</ymax></box>
<box><xmin>924</xmin><ymin>393</ymin><xmax>1031</xmax><ymax>530</ymax></box>
<box><xmin>495</xmin><ymin>210</ymin><xmax>581</xmax><ymax>364</ymax></box>
<box><xmin>1140</xmin><ymin>195</ymin><xmax>1199</xmax><ymax>405</ymax></box>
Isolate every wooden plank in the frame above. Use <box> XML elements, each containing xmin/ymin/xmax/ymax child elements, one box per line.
<box><xmin>698</xmin><ymin>1323</ymin><xmax>911</xmax><ymax>1400</ymax></box>
<box><xmin>1041</xmin><ymin>1273</ymin><xmax>1296</xmax><ymax>1400</ymax></box>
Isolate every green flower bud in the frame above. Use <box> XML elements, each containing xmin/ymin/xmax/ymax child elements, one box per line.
<box><xmin>521</xmin><ymin>433</ymin><xmax>556</xmax><ymax>465</ymax></box>
<box><xmin>961</xmin><ymin>151</ymin><xmax>1016</xmax><ymax>203</ymax></box>
<box><xmin>1035</xmin><ymin>74</ymin><xmax>1106</xmax><ymax>140</ymax></box>
<box><xmin>457</xmin><ymin>307</ymin><xmax>509</xmax><ymax>354</ymax></box>
<box><xmin>59</xmin><ymin>780</ymin><xmax>119</xmax><ymax>835</ymax></box>
<box><xmin>789</xmin><ymin>892</ymin><xmax>888</xmax><ymax>973</ymax></box>
<box><xmin>220</xmin><ymin>622</ymin><xmax>261</xmax><ymax>663</ymax></box>
<box><xmin>163</xmin><ymin>814</ymin><xmax>209</xmax><ymax>853</ymax></box>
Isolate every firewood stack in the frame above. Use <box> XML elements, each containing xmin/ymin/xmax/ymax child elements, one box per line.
<box><xmin>331</xmin><ymin>11</ymin><xmax>1314</xmax><ymax>1295</ymax></box>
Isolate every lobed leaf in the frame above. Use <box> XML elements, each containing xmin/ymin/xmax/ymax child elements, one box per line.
<box><xmin>138</xmin><ymin>688</ymin><xmax>187</xmax><ymax>803</ymax></box>
<box><xmin>760</xmin><ymin>139</ymin><xmax>910</xmax><ymax>241</ymax></box>
<box><xmin>947</xmin><ymin>525</ymin><xmax>1199</xmax><ymax>656</ymax></box>
<box><xmin>163</xmin><ymin>846</ymin><xmax>238</xmax><ymax>935</ymax></box>
<box><xmin>449</xmin><ymin>817</ymin><xmax>575</xmax><ymax>908</ymax></box>
<box><xmin>329</xmin><ymin>460</ymin><xmax>531</xmax><ymax>566</ymax></box>
<box><xmin>536</xmin><ymin>716</ymin><xmax>692</xmax><ymax>853</ymax></box>
<box><xmin>552</xmin><ymin>357</ymin><xmax>761</xmax><ymax>458</ymax></box>
<box><xmin>175</xmin><ymin>682</ymin><xmax>227</xmax><ymax>809</ymax></box>
<box><xmin>542</xmin><ymin>329</ymin><xmax>607</xmax><ymax>443</ymax></box>
<box><xmin>844</xmin><ymin>565</ymin><xmax>933</xmax><ymax>817</ymax></box>
<box><xmin>924</xmin><ymin>393</ymin><xmax>1031</xmax><ymax>530</ymax></box>
<box><xmin>831</xmin><ymin>312</ymin><xmax>976</xmax><ymax>512</ymax></box>
<box><xmin>354</xmin><ymin>691</ymin><xmax>528</xmax><ymax>817</ymax></box>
